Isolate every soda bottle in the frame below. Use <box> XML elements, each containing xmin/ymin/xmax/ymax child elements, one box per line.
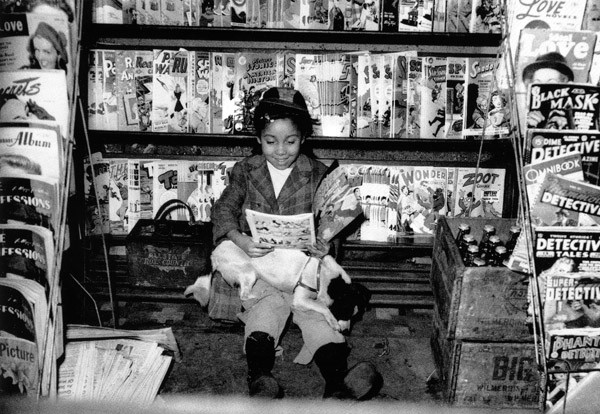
<box><xmin>505</xmin><ymin>225</ymin><xmax>521</xmax><ymax>255</ymax></box>
<box><xmin>478</xmin><ymin>224</ymin><xmax>496</xmax><ymax>254</ymax></box>
<box><xmin>465</xmin><ymin>245</ymin><xmax>479</xmax><ymax>266</ymax></box>
<box><xmin>456</xmin><ymin>223</ymin><xmax>471</xmax><ymax>244</ymax></box>
<box><xmin>460</xmin><ymin>234</ymin><xmax>477</xmax><ymax>259</ymax></box>
<box><xmin>492</xmin><ymin>245</ymin><xmax>508</xmax><ymax>266</ymax></box>
<box><xmin>483</xmin><ymin>235</ymin><xmax>502</xmax><ymax>263</ymax></box>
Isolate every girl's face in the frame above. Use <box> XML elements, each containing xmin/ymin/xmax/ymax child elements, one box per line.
<box><xmin>258</xmin><ymin>118</ymin><xmax>304</xmax><ymax>170</ymax></box>
<box><xmin>492</xmin><ymin>95</ymin><xmax>502</xmax><ymax>108</ymax></box>
<box><xmin>33</xmin><ymin>36</ymin><xmax>59</xmax><ymax>69</ymax></box>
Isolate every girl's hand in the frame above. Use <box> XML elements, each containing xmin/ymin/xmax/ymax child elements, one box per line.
<box><xmin>306</xmin><ymin>237</ymin><xmax>331</xmax><ymax>259</ymax></box>
<box><xmin>233</xmin><ymin>232</ymin><xmax>274</xmax><ymax>258</ymax></box>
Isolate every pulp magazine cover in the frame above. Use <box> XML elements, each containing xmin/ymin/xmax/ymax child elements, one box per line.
<box><xmin>0</xmin><ymin>174</ymin><xmax>59</xmax><ymax>235</ymax></box>
<box><xmin>0</xmin><ymin>70</ymin><xmax>69</xmax><ymax>139</ymax></box>
<box><xmin>115</xmin><ymin>49</ymin><xmax>139</xmax><ymax>131</ymax></box>
<box><xmin>227</xmin><ymin>52</ymin><xmax>281</xmax><ymax>135</ymax></box>
<box><xmin>528</xmin><ymin>173</ymin><xmax>600</xmax><ymax>227</ymax></box>
<box><xmin>189</xmin><ymin>51</ymin><xmax>211</xmax><ymax>134</ymax></box>
<box><xmin>522</xmin><ymin>152</ymin><xmax>584</xmax><ymax>202</ymax></box>
<box><xmin>152</xmin><ymin>49</ymin><xmax>190</xmax><ymax>133</ymax></box>
<box><xmin>451</xmin><ymin>167</ymin><xmax>505</xmax><ymax>218</ymax></box>
<box><xmin>445</xmin><ymin>57</ymin><xmax>466</xmax><ymax>139</ymax></box>
<box><xmin>0</xmin><ymin>223</ymin><xmax>55</xmax><ymax>290</ymax></box>
<box><xmin>524</xmin><ymin>129</ymin><xmax>600</xmax><ymax>186</ymax></box>
<box><xmin>245</xmin><ymin>210</ymin><xmax>316</xmax><ymax>249</ymax></box>
<box><xmin>0</xmin><ymin>122</ymin><xmax>63</xmax><ymax>181</ymax></box>
<box><xmin>463</xmin><ymin>57</ymin><xmax>510</xmax><ymax>138</ymax></box>
<box><xmin>0</xmin><ymin>12</ymin><xmax>73</xmax><ymax>97</ymax></box>
<box><xmin>108</xmin><ymin>158</ymin><xmax>129</xmax><ymax>235</ymax></box>
<box><xmin>527</xmin><ymin>83</ymin><xmax>600</xmax><ymax>131</ymax></box>
<box><xmin>420</xmin><ymin>56</ymin><xmax>447</xmax><ymax>139</ymax></box>
<box><xmin>134</xmin><ymin>49</ymin><xmax>154</xmax><ymax>132</ymax></box>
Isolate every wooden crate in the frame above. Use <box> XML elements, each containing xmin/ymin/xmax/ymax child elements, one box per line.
<box><xmin>430</xmin><ymin>216</ymin><xmax>531</xmax><ymax>342</ymax></box>
<box><xmin>431</xmin><ymin>305</ymin><xmax>541</xmax><ymax>408</ymax></box>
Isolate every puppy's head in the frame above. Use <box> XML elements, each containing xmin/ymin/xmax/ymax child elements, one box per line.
<box><xmin>184</xmin><ymin>274</ymin><xmax>212</xmax><ymax>307</ymax></box>
<box><xmin>327</xmin><ymin>277</ymin><xmax>371</xmax><ymax>334</ymax></box>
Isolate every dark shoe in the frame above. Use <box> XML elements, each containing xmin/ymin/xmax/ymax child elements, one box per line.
<box><xmin>344</xmin><ymin>361</ymin><xmax>383</xmax><ymax>400</ymax></box>
<box><xmin>248</xmin><ymin>374</ymin><xmax>283</xmax><ymax>398</ymax></box>
<box><xmin>245</xmin><ymin>331</ymin><xmax>283</xmax><ymax>398</ymax></box>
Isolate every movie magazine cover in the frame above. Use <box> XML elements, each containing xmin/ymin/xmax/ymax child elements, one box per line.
<box><xmin>0</xmin><ymin>12</ymin><xmax>73</xmax><ymax>96</ymax></box>
<box><xmin>463</xmin><ymin>57</ymin><xmax>508</xmax><ymax>138</ymax></box>
<box><xmin>228</xmin><ymin>51</ymin><xmax>281</xmax><ymax>135</ymax></box>
<box><xmin>152</xmin><ymin>48</ymin><xmax>189</xmax><ymax>133</ymax></box>
<box><xmin>445</xmin><ymin>57</ymin><xmax>466</xmax><ymax>138</ymax></box>
<box><xmin>101</xmin><ymin>50</ymin><xmax>118</xmax><ymax>131</ymax></box>
<box><xmin>528</xmin><ymin>173</ymin><xmax>600</xmax><ymax>227</ymax></box>
<box><xmin>527</xmin><ymin>83</ymin><xmax>600</xmax><ymax>131</ymax></box>
<box><xmin>115</xmin><ymin>49</ymin><xmax>138</xmax><ymax>131</ymax></box>
<box><xmin>108</xmin><ymin>158</ymin><xmax>129</xmax><ymax>235</ymax></box>
<box><xmin>0</xmin><ymin>122</ymin><xmax>63</xmax><ymax>182</ymax></box>
<box><xmin>0</xmin><ymin>70</ymin><xmax>69</xmax><ymax>139</ymax></box>
<box><xmin>406</xmin><ymin>55</ymin><xmax>422</xmax><ymax>139</ymax></box>
<box><xmin>451</xmin><ymin>167</ymin><xmax>505</xmax><ymax>218</ymax></box>
<box><xmin>420</xmin><ymin>56</ymin><xmax>447</xmax><ymax>139</ymax></box>
<box><xmin>522</xmin><ymin>152</ymin><xmax>584</xmax><ymax>202</ymax></box>
<box><xmin>0</xmin><ymin>281</ymin><xmax>43</xmax><ymax>396</ymax></box>
<box><xmin>245</xmin><ymin>209</ymin><xmax>316</xmax><ymax>249</ymax></box>
<box><xmin>0</xmin><ymin>223</ymin><xmax>54</xmax><ymax>290</ymax></box>
<box><xmin>134</xmin><ymin>49</ymin><xmax>154</xmax><ymax>132</ymax></box>
<box><xmin>189</xmin><ymin>50</ymin><xmax>211</xmax><ymax>133</ymax></box>
<box><xmin>524</xmin><ymin>129</ymin><xmax>600</xmax><ymax>186</ymax></box>
<box><xmin>0</xmin><ymin>175</ymin><xmax>58</xmax><ymax>235</ymax></box>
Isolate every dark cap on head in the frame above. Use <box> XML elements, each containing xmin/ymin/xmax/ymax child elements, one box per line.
<box><xmin>254</xmin><ymin>87</ymin><xmax>313</xmax><ymax>137</ymax></box>
<box><xmin>522</xmin><ymin>52</ymin><xmax>574</xmax><ymax>83</ymax></box>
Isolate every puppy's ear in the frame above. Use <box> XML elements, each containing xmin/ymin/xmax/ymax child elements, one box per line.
<box><xmin>327</xmin><ymin>276</ymin><xmax>348</xmax><ymax>300</ymax></box>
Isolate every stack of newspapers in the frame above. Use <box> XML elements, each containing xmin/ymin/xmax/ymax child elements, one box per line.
<box><xmin>57</xmin><ymin>325</ymin><xmax>180</xmax><ymax>405</ymax></box>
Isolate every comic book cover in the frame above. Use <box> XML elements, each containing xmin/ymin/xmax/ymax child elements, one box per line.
<box><xmin>406</xmin><ymin>55</ymin><xmax>422</xmax><ymax>139</ymax></box>
<box><xmin>187</xmin><ymin>160</ymin><xmax>235</xmax><ymax>222</ymax></box>
<box><xmin>87</xmin><ymin>49</ymin><xmax>102</xmax><ymax>131</ymax></box>
<box><xmin>453</xmin><ymin>166</ymin><xmax>505</xmax><ymax>218</ymax></box>
<box><xmin>189</xmin><ymin>51</ymin><xmax>211</xmax><ymax>133</ymax></box>
<box><xmin>417</xmin><ymin>0</ymin><xmax>432</xmax><ymax>31</ymax></box>
<box><xmin>327</xmin><ymin>0</ymin><xmax>351</xmax><ymax>30</ymax></box>
<box><xmin>591</xmin><ymin>39</ymin><xmax>600</xmax><ymax>86</ymax></box>
<box><xmin>403</xmin><ymin>166</ymin><xmax>447</xmax><ymax>234</ymax></box>
<box><xmin>380</xmin><ymin>0</ymin><xmax>398</xmax><ymax>31</ymax></box>
<box><xmin>161</xmin><ymin>0</ymin><xmax>184</xmax><ymax>25</ymax></box>
<box><xmin>282</xmin><ymin>0</ymin><xmax>301</xmax><ymax>28</ymax></box>
<box><xmin>391</xmin><ymin>52</ymin><xmax>409</xmax><ymax>138</ymax></box>
<box><xmin>432</xmin><ymin>0</ymin><xmax>446</xmax><ymax>32</ymax></box>
<box><xmin>230</xmin><ymin>0</ymin><xmax>247</xmax><ymax>26</ymax></box>
<box><xmin>351</xmin><ymin>0</ymin><xmax>380</xmax><ymax>31</ymax></box>
<box><xmin>83</xmin><ymin>152</ymin><xmax>110</xmax><ymax>235</ymax></box>
<box><xmin>398</xmin><ymin>0</ymin><xmax>420</xmax><ymax>31</ymax></box>
<box><xmin>101</xmin><ymin>50</ymin><xmax>119</xmax><ymax>131</ymax></box>
<box><xmin>445</xmin><ymin>0</ymin><xmax>459</xmax><ymax>32</ymax></box>
<box><xmin>380</xmin><ymin>53</ymin><xmax>394</xmax><ymax>138</ymax></box>
<box><xmin>0</xmin><ymin>13</ymin><xmax>73</xmax><ymax>97</ymax></box>
<box><xmin>395</xmin><ymin>165</ymin><xmax>429</xmax><ymax>236</ymax></box>
<box><xmin>0</xmin><ymin>70</ymin><xmax>69</xmax><ymax>139</ymax></box>
<box><xmin>227</xmin><ymin>51</ymin><xmax>281</xmax><ymax>135</ymax></box>
<box><xmin>420</xmin><ymin>56</ymin><xmax>447</xmax><ymax>138</ymax></box>
<box><xmin>356</xmin><ymin>53</ymin><xmax>374</xmax><ymax>138</ymax></box>
<box><xmin>94</xmin><ymin>0</ymin><xmax>128</xmax><ymax>23</ymax></box>
<box><xmin>469</xmin><ymin>0</ymin><xmax>502</xmax><ymax>33</ymax></box>
<box><xmin>445</xmin><ymin>56</ymin><xmax>466</xmax><ymax>138</ymax></box>
<box><xmin>524</xmin><ymin>129</ymin><xmax>600</xmax><ymax>186</ymax></box>
<box><xmin>456</xmin><ymin>0</ymin><xmax>471</xmax><ymax>32</ymax></box>
<box><xmin>218</xmin><ymin>52</ymin><xmax>237</xmax><ymax>133</ymax></box>
<box><xmin>0</xmin><ymin>122</ymin><xmax>63</xmax><ymax>182</ymax></box>
<box><xmin>583</xmin><ymin>0</ymin><xmax>600</xmax><ymax>31</ymax></box>
<box><xmin>146</xmin><ymin>0</ymin><xmax>163</xmax><ymax>24</ymax></box>
<box><xmin>0</xmin><ymin>175</ymin><xmax>58</xmax><ymax>236</ymax></box>
<box><xmin>515</xmin><ymin>29</ymin><xmax>597</xmax><ymax>116</ymax></box>
<box><xmin>127</xmin><ymin>158</ymin><xmax>155</xmax><ymax>232</ymax></box>
<box><xmin>527</xmin><ymin>83</ymin><xmax>600</xmax><ymax>131</ymax></box>
<box><xmin>463</xmin><ymin>57</ymin><xmax>509</xmax><ymax>138</ymax></box>
<box><xmin>108</xmin><ymin>158</ymin><xmax>129</xmax><ymax>235</ymax></box>
<box><xmin>356</xmin><ymin>165</ymin><xmax>393</xmax><ymax>242</ymax></box>
<box><xmin>150</xmin><ymin>160</ymin><xmax>180</xmax><ymax>218</ymax></box>
<box><xmin>115</xmin><ymin>50</ymin><xmax>139</xmax><ymax>131</ymax></box>
<box><xmin>368</xmin><ymin>53</ymin><xmax>385</xmax><ymax>137</ymax></box>
<box><xmin>135</xmin><ymin>0</ymin><xmax>149</xmax><ymax>24</ymax></box>
<box><xmin>446</xmin><ymin>166</ymin><xmax>456</xmax><ymax>216</ymax></box>
<box><xmin>246</xmin><ymin>209</ymin><xmax>316</xmax><ymax>248</ymax></box>
<box><xmin>151</xmin><ymin>48</ymin><xmax>189</xmax><ymax>133</ymax></box>
<box><xmin>528</xmin><ymin>173</ymin><xmax>600</xmax><ymax>227</ymax></box>
<box><xmin>134</xmin><ymin>49</ymin><xmax>154</xmax><ymax>132</ymax></box>
<box><xmin>295</xmin><ymin>53</ymin><xmax>323</xmax><ymax>135</ymax></box>
<box><xmin>319</xmin><ymin>53</ymin><xmax>353</xmax><ymax>137</ymax></box>
<box><xmin>522</xmin><ymin>152</ymin><xmax>584</xmax><ymax>202</ymax></box>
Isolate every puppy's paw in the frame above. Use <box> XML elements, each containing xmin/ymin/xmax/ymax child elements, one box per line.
<box><xmin>325</xmin><ymin>313</ymin><xmax>341</xmax><ymax>332</ymax></box>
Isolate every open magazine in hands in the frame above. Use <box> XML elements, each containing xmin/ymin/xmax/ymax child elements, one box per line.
<box><xmin>245</xmin><ymin>161</ymin><xmax>363</xmax><ymax>249</ymax></box>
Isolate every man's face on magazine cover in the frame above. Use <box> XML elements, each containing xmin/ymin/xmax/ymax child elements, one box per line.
<box><xmin>258</xmin><ymin>118</ymin><xmax>304</xmax><ymax>170</ymax></box>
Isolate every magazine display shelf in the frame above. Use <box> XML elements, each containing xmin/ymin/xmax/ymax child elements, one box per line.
<box><xmin>78</xmin><ymin>11</ymin><xmax>517</xmax><ymax>325</ymax></box>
